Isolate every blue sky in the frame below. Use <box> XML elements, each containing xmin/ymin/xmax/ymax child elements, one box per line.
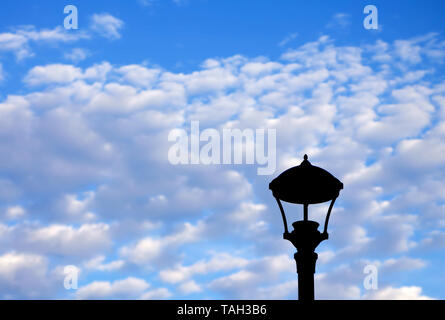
<box><xmin>0</xmin><ymin>0</ymin><xmax>445</xmax><ymax>299</ymax></box>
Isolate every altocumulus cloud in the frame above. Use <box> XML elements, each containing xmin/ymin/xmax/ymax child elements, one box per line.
<box><xmin>0</xmin><ymin>12</ymin><xmax>123</xmax><ymax>61</ymax></box>
<box><xmin>0</xmin><ymin>32</ymin><xmax>445</xmax><ymax>299</ymax></box>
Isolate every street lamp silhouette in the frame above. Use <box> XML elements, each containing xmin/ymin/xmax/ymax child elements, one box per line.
<box><xmin>269</xmin><ymin>154</ymin><xmax>343</xmax><ymax>300</ymax></box>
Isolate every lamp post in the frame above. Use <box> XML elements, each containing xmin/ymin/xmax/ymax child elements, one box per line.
<box><xmin>269</xmin><ymin>154</ymin><xmax>343</xmax><ymax>300</ymax></box>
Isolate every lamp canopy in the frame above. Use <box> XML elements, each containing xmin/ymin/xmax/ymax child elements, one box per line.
<box><xmin>269</xmin><ymin>154</ymin><xmax>343</xmax><ymax>205</ymax></box>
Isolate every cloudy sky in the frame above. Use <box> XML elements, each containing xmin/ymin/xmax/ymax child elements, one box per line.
<box><xmin>0</xmin><ymin>0</ymin><xmax>445</xmax><ymax>299</ymax></box>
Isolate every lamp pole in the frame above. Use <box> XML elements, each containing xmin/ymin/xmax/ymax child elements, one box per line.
<box><xmin>285</xmin><ymin>220</ymin><xmax>327</xmax><ymax>300</ymax></box>
<box><xmin>269</xmin><ymin>155</ymin><xmax>343</xmax><ymax>300</ymax></box>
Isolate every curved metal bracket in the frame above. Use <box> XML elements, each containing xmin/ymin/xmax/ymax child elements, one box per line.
<box><xmin>323</xmin><ymin>197</ymin><xmax>337</xmax><ymax>235</ymax></box>
<box><xmin>274</xmin><ymin>197</ymin><xmax>289</xmax><ymax>234</ymax></box>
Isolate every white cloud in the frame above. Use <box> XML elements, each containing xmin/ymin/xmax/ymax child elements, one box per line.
<box><xmin>0</xmin><ymin>252</ymin><xmax>46</xmax><ymax>282</ymax></box>
<box><xmin>179</xmin><ymin>280</ymin><xmax>202</xmax><ymax>294</ymax></box>
<box><xmin>241</xmin><ymin>61</ymin><xmax>283</xmax><ymax>77</ymax></box>
<box><xmin>0</xmin><ymin>26</ymin><xmax>88</xmax><ymax>60</ymax></box>
<box><xmin>278</xmin><ymin>33</ymin><xmax>298</xmax><ymax>47</ymax></box>
<box><xmin>363</xmin><ymin>286</ymin><xmax>433</xmax><ymax>300</ymax></box>
<box><xmin>316</xmin><ymin>274</ymin><xmax>362</xmax><ymax>299</ymax></box>
<box><xmin>1</xmin><ymin>32</ymin><xmax>445</xmax><ymax>299</ymax></box>
<box><xmin>165</xmin><ymin>65</ymin><xmax>240</xmax><ymax>94</ymax></box>
<box><xmin>24</xmin><ymin>62</ymin><xmax>112</xmax><ymax>86</ymax></box>
<box><xmin>327</xmin><ymin>13</ymin><xmax>351</xmax><ymax>29</ymax></box>
<box><xmin>417</xmin><ymin>230</ymin><xmax>445</xmax><ymax>251</ymax></box>
<box><xmin>228</xmin><ymin>202</ymin><xmax>267</xmax><ymax>226</ymax></box>
<box><xmin>17</xmin><ymin>25</ymin><xmax>88</xmax><ymax>42</ymax></box>
<box><xmin>20</xmin><ymin>223</ymin><xmax>111</xmax><ymax>257</ymax></box>
<box><xmin>257</xmin><ymin>280</ymin><xmax>298</xmax><ymax>299</ymax></box>
<box><xmin>77</xmin><ymin>277</ymin><xmax>149</xmax><ymax>299</ymax></box>
<box><xmin>206</xmin><ymin>254</ymin><xmax>295</xmax><ymax>298</ymax></box>
<box><xmin>140</xmin><ymin>287</ymin><xmax>172</xmax><ymax>299</ymax></box>
<box><xmin>395</xmin><ymin>40</ymin><xmax>423</xmax><ymax>64</ymax></box>
<box><xmin>24</xmin><ymin>64</ymin><xmax>83</xmax><ymax>85</ymax></box>
<box><xmin>208</xmin><ymin>269</ymin><xmax>258</xmax><ymax>298</ymax></box>
<box><xmin>90</xmin><ymin>13</ymin><xmax>124</xmax><ymax>40</ymax></box>
<box><xmin>393</xmin><ymin>33</ymin><xmax>445</xmax><ymax>65</ymax></box>
<box><xmin>120</xmin><ymin>237</ymin><xmax>163</xmax><ymax>264</ymax></box>
<box><xmin>0</xmin><ymin>31</ymin><xmax>29</xmax><ymax>59</ymax></box>
<box><xmin>0</xmin><ymin>15</ymin><xmax>123</xmax><ymax>62</ymax></box>
<box><xmin>4</xmin><ymin>205</ymin><xmax>26</xmax><ymax>220</ymax></box>
<box><xmin>66</xmin><ymin>192</ymin><xmax>94</xmax><ymax>213</ymax></box>
<box><xmin>65</xmin><ymin>48</ymin><xmax>89</xmax><ymax>63</ymax></box>
<box><xmin>117</xmin><ymin>65</ymin><xmax>161</xmax><ymax>87</ymax></box>
<box><xmin>120</xmin><ymin>220</ymin><xmax>206</xmax><ymax>266</ymax></box>
<box><xmin>380</xmin><ymin>257</ymin><xmax>426</xmax><ymax>272</ymax></box>
<box><xmin>83</xmin><ymin>255</ymin><xmax>125</xmax><ymax>272</ymax></box>
<box><xmin>159</xmin><ymin>253</ymin><xmax>249</xmax><ymax>284</ymax></box>
<box><xmin>0</xmin><ymin>252</ymin><xmax>61</xmax><ymax>298</ymax></box>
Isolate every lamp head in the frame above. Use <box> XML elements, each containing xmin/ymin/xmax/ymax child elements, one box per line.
<box><xmin>269</xmin><ymin>155</ymin><xmax>343</xmax><ymax>235</ymax></box>
<box><xmin>269</xmin><ymin>154</ymin><xmax>343</xmax><ymax>205</ymax></box>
